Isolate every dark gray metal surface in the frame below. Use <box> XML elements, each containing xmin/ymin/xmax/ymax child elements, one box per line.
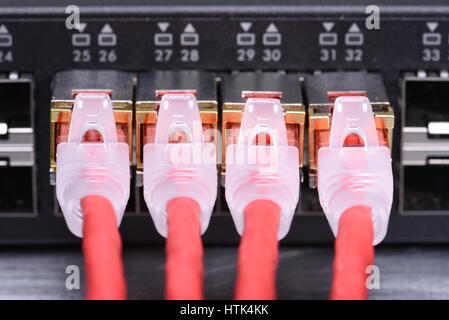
<box><xmin>51</xmin><ymin>70</ymin><xmax>135</xmax><ymax>101</ymax></box>
<box><xmin>222</xmin><ymin>72</ymin><xmax>302</xmax><ymax>105</ymax></box>
<box><xmin>2</xmin><ymin>3</ymin><xmax>449</xmax><ymax>245</ymax></box>
<box><xmin>2</xmin><ymin>0</ymin><xmax>449</xmax><ymax>17</ymax></box>
<box><xmin>136</xmin><ymin>71</ymin><xmax>217</xmax><ymax>102</ymax></box>
<box><xmin>0</xmin><ymin>245</ymin><xmax>448</xmax><ymax>300</ymax></box>
<box><xmin>305</xmin><ymin>72</ymin><xmax>389</xmax><ymax>105</ymax></box>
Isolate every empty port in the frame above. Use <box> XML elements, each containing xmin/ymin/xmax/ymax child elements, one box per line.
<box><xmin>404</xmin><ymin>72</ymin><xmax>449</xmax><ymax>127</ymax></box>
<box><xmin>0</xmin><ymin>73</ymin><xmax>35</xmax><ymax>215</ymax></box>
<box><xmin>0</xmin><ymin>167</ymin><xmax>34</xmax><ymax>213</ymax></box>
<box><xmin>401</xmin><ymin>71</ymin><xmax>449</xmax><ymax>214</ymax></box>
<box><xmin>403</xmin><ymin>166</ymin><xmax>449</xmax><ymax>212</ymax></box>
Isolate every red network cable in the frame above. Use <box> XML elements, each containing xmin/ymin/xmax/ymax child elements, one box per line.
<box><xmin>82</xmin><ymin>195</ymin><xmax>127</xmax><ymax>300</ymax></box>
<box><xmin>165</xmin><ymin>197</ymin><xmax>204</xmax><ymax>300</ymax></box>
<box><xmin>235</xmin><ymin>199</ymin><xmax>280</xmax><ymax>300</ymax></box>
<box><xmin>331</xmin><ymin>205</ymin><xmax>374</xmax><ymax>300</ymax></box>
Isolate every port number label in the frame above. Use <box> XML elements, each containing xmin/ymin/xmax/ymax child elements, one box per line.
<box><xmin>345</xmin><ymin>48</ymin><xmax>363</xmax><ymax>62</ymax></box>
<box><xmin>72</xmin><ymin>49</ymin><xmax>91</xmax><ymax>62</ymax></box>
<box><xmin>180</xmin><ymin>49</ymin><xmax>199</xmax><ymax>62</ymax></box>
<box><xmin>262</xmin><ymin>49</ymin><xmax>281</xmax><ymax>62</ymax></box>
<box><xmin>422</xmin><ymin>48</ymin><xmax>440</xmax><ymax>62</ymax></box>
<box><xmin>0</xmin><ymin>50</ymin><xmax>12</xmax><ymax>63</ymax></box>
<box><xmin>237</xmin><ymin>48</ymin><xmax>255</xmax><ymax>62</ymax></box>
<box><xmin>98</xmin><ymin>49</ymin><xmax>117</xmax><ymax>63</ymax></box>
<box><xmin>320</xmin><ymin>48</ymin><xmax>337</xmax><ymax>62</ymax></box>
<box><xmin>154</xmin><ymin>48</ymin><xmax>173</xmax><ymax>62</ymax></box>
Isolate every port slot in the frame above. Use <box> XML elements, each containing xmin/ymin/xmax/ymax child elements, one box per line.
<box><xmin>50</xmin><ymin>70</ymin><xmax>136</xmax><ymax>214</ymax></box>
<box><xmin>401</xmin><ymin>71</ymin><xmax>449</xmax><ymax>213</ymax></box>
<box><xmin>0</xmin><ymin>73</ymin><xmax>35</xmax><ymax>215</ymax></box>
<box><xmin>220</xmin><ymin>71</ymin><xmax>305</xmax><ymax>213</ymax></box>
<box><xmin>404</xmin><ymin>71</ymin><xmax>449</xmax><ymax>127</ymax></box>
<box><xmin>135</xmin><ymin>70</ymin><xmax>219</xmax><ymax>213</ymax></box>
<box><xmin>305</xmin><ymin>71</ymin><xmax>394</xmax><ymax>214</ymax></box>
<box><xmin>221</xmin><ymin>71</ymin><xmax>305</xmax><ymax>174</ymax></box>
<box><xmin>402</xmin><ymin>165</ymin><xmax>449</xmax><ymax>212</ymax></box>
<box><xmin>0</xmin><ymin>166</ymin><xmax>34</xmax><ymax>214</ymax></box>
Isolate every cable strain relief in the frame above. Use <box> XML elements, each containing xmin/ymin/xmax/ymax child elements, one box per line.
<box><xmin>225</xmin><ymin>177</ymin><xmax>299</xmax><ymax>240</ymax></box>
<box><xmin>57</xmin><ymin>178</ymin><xmax>130</xmax><ymax>237</ymax></box>
<box><xmin>322</xmin><ymin>188</ymin><xmax>391</xmax><ymax>245</ymax></box>
<box><xmin>144</xmin><ymin>179</ymin><xmax>217</xmax><ymax>238</ymax></box>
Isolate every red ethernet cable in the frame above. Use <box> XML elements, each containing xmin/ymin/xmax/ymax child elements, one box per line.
<box><xmin>225</xmin><ymin>97</ymin><xmax>300</xmax><ymax>300</ymax></box>
<box><xmin>165</xmin><ymin>197</ymin><xmax>203</xmax><ymax>300</ymax></box>
<box><xmin>56</xmin><ymin>92</ymin><xmax>131</xmax><ymax>300</ymax></box>
<box><xmin>331</xmin><ymin>205</ymin><xmax>374</xmax><ymax>300</ymax></box>
<box><xmin>143</xmin><ymin>93</ymin><xmax>217</xmax><ymax>300</ymax></box>
<box><xmin>82</xmin><ymin>195</ymin><xmax>127</xmax><ymax>300</ymax></box>
<box><xmin>316</xmin><ymin>96</ymin><xmax>393</xmax><ymax>300</ymax></box>
<box><xmin>235</xmin><ymin>199</ymin><xmax>280</xmax><ymax>300</ymax></box>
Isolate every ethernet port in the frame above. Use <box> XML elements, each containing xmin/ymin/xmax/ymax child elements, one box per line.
<box><xmin>402</xmin><ymin>166</ymin><xmax>449</xmax><ymax>212</ymax></box>
<box><xmin>50</xmin><ymin>70</ymin><xmax>135</xmax><ymax>216</ymax></box>
<box><xmin>401</xmin><ymin>72</ymin><xmax>449</xmax><ymax>213</ymax></box>
<box><xmin>0</xmin><ymin>73</ymin><xmax>35</xmax><ymax>215</ymax></box>
<box><xmin>135</xmin><ymin>71</ymin><xmax>219</xmax><ymax>216</ymax></box>
<box><xmin>0</xmin><ymin>166</ymin><xmax>34</xmax><ymax>213</ymax></box>
<box><xmin>404</xmin><ymin>75</ymin><xmax>449</xmax><ymax>127</ymax></box>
